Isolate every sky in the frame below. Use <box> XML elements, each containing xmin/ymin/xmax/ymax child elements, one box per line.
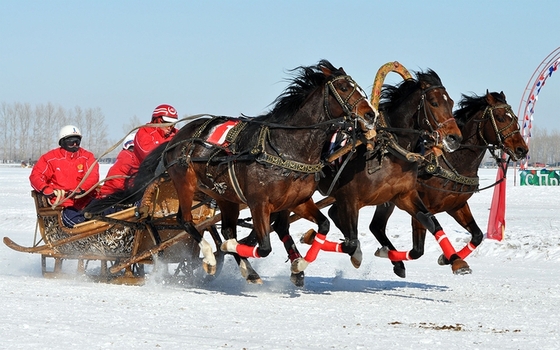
<box><xmin>1</xmin><ymin>1</ymin><xmax>560</xmax><ymax>142</ymax></box>
<box><xmin>1</xmin><ymin>165</ymin><xmax>560</xmax><ymax>349</ymax></box>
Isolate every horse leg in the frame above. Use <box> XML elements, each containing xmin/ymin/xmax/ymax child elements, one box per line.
<box><xmin>221</xmin><ymin>203</ymin><xmax>273</xmax><ymax>259</ymax></box>
<box><xmin>300</xmin><ymin>202</ymin><xmax>362</xmax><ymax>268</ymax></box>
<box><xmin>217</xmin><ymin>201</ymin><xmax>262</xmax><ymax>284</ymax></box>
<box><xmin>170</xmin><ymin>169</ymin><xmax>217</xmax><ymax>275</ymax></box>
<box><xmin>271</xmin><ymin>211</ymin><xmax>305</xmax><ymax>287</ymax></box>
<box><xmin>381</xmin><ymin>192</ymin><xmax>471</xmax><ymax>275</ymax></box>
<box><xmin>438</xmin><ymin>204</ymin><xmax>484</xmax><ymax>267</ymax></box>
<box><xmin>291</xmin><ymin>199</ymin><xmax>336</xmax><ymax>273</ymax></box>
<box><xmin>413</xmin><ymin>208</ymin><xmax>472</xmax><ymax>275</ymax></box>
<box><xmin>370</xmin><ymin>202</ymin><xmax>407</xmax><ymax>278</ymax></box>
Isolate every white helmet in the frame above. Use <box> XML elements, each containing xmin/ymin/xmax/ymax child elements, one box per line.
<box><xmin>58</xmin><ymin>125</ymin><xmax>82</xmax><ymax>143</ymax></box>
<box><xmin>122</xmin><ymin>132</ymin><xmax>136</xmax><ymax>150</ymax></box>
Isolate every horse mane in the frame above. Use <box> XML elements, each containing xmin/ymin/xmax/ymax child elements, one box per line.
<box><xmin>83</xmin><ymin>142</ymin><xmax>169</xmax><ymax>215</ymax></box>
<box><xmin>257</xmin><ymin>59</ymin><xmax>343</xmax><ymax>123</ymax></box>
<box><xmin>454</xmin><ymin>91</ymin><xmax>507</xmax><ymax>128</ymax></box>
<box><xmin>379</xmin><ymin>69</ymin><xmax>443</xmax><ymax>113</ymax></box>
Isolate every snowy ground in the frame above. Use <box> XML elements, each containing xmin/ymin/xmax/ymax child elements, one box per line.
<box><xmin>1</xmin><ymin>164</ymin><xmax>559</xmax><ymax>350</ymax></box>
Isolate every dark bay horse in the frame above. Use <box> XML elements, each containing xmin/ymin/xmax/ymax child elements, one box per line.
<box><xmin>296</xmin><ymin>69</ymin><xmax>469</xmax><ymax>274</ymax></box>
<box><xmin>370</xmin><ymin>91</ymin><xmax>528</xmax><ymax>277</ymax></box>
<box><xmin>138</xmin><ymin>60</ymin><xmax>376</xmax><ymax>275</ymax></box>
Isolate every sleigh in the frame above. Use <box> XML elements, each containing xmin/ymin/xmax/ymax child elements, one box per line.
<box><xmin>3</xmin><ymin>176</ymin><xmax>225</xmax><ymax>285</ymax></box>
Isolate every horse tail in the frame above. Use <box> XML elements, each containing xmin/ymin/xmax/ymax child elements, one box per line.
<box><xmin>83</xmin><ymin>142</ymin><xmax>170</xmax><ymax>216</ymax></box>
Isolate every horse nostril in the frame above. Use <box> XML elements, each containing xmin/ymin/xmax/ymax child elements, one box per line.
<box><xmin>447</xmin><ymin>134</ymin><xmax>462</xmax><ymax>145</ymax></box>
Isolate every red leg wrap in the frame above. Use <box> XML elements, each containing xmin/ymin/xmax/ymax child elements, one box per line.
<box><xmin>321</xmin><ymin>240</ymin><xmax>342</xmax><ymax>252</ymax></box>
<box><xmin>388</xmin><ymin>250</ymin><xmax>412</xmax><ymax>261</ymax></box>
<box><xmin>236</xmin><ymin>244</ymin><xmax>261</xmax><ymax>258</ymax></box>
<box><xmin>434</xmin><ymin>230</ymin><xmax>457</xmax><ymax>259</ymax></box>
<box><xmin>304</xmin><ymin>233</ymin><xmax>326</xmax><ymax>263</ymax></box>
<box><xmin>457</xmin><ymin>242</ymin><xmax>476</xmax><ymax>260</ymax></box>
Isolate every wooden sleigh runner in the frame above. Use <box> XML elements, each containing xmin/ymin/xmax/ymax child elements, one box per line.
<box><xmin>3</xmin><ymin>177</ymin><xmax>225</xmax><ymax>285</ymax></box>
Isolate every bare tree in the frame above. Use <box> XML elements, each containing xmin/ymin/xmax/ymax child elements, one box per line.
<box><xmin>122</xmin><ymin>115</ymin><xmax>143</xmax><ymax>135</ymax></box>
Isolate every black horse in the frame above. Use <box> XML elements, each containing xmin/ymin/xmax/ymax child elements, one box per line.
<box><xmin>86</xmin><ymin>60</ymin><xmax>376</xmax><ymax>279</ymax></box>
<box><xmin>370</xmin><ymin>91</ymin><xmax>528</xmax><ymax>277</ymax></box>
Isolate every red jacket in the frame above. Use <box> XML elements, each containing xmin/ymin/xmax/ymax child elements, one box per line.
<box><xmin>99</xmin><ymin>148</ymin><xmax>140</xmax><ymax>196</ymax></box>
<box><xmin>29</xmin><ymin>147</ymin><xmax>100</xmax><ymax>209</ymax></box>
<box><xmin>133</xmin><ymin>124</ymin><xmax>177</xmax><ymax>163</ymax></box>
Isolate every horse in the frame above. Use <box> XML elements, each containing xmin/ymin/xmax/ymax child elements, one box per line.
<box><xmin>92</xmin><ymin>60</ymin><xmax>376</xmax><ymax>278</ymax></box>
<box><xmin>369</xmin><ymin>91</ymin><xmax>528</xmax><ymax>277</ymax></box>
<box><xmin>295</xmin><ymin>68</ymin><xmax>472</xmax><ymax>275</ymax></box>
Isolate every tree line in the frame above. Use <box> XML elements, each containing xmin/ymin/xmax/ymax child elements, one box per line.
<box><xmin>0</xmin><ymin>102</ymin><xmax>141</xmax><ymax>164</ymax></box>
<box><xmin>526</xmin><ymin>126</ymin><xmax>560</xmax><ymax>167</ymax></box>
<box><xmin>1</xmin><ymin>101</ymin><xmax>559</xmax><ymax>167</ymax></box>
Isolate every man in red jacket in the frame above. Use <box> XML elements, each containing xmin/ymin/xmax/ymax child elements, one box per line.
<box><xmin>134</xmin><ymin>104</ymin><xmax>179</xmax><ymax>163</ymax></box>
<box><xmin>99</xmin><ymin>132</ymin><xmax>139</xmax><ymax>197</ymax></box>
<box><xmin>30</xmin><ymin>125</ymin><xmax>100</xmax><ymax>227</ymax></box>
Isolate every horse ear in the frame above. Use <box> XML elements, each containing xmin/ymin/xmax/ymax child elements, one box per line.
<box><xmin>485</xmin><ymin>90</ymin><xmax>496</xmax><ymax>104</ymax></box>
<box><xmin>500</xmin><ymin>91</ymin><xmax>506</xmax><ymax>99</ymax></box>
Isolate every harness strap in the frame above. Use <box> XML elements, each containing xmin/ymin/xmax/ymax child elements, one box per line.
<box><xmin>227</xmin><ymin>161</ymin><xmax>247</xmax><ymax>204</ymax></box>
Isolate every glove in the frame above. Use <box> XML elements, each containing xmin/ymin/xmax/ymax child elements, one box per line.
<box><xmin>42</xmin><ymin>186</ymin><xmax>54</xmax><ymax>197</ymax></box>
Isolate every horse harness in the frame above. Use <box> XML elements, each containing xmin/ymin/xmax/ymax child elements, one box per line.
<box><xmin>169</xmin><ymin>74</ymin><xmax>373</xmax><ymax>203</ymax></box>
<box><xmin>361</xmin><ymin>84</ymin><xmax>449</xmax><ymax>175</ymax></box>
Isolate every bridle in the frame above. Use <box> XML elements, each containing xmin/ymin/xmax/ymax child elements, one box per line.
<box><xmin>417</xmin><ymin>84</ymin><xmax>456</xmax><ymax>149</ymax></box>
<box><xmin>324</xmin><ymin>75</ymin><xmax>376</xmax><ymax>132</ymax></box>
<box><xmin>474</xmin><ymin>103</ymin><xmax>521</xmax><ymax>158</ymax></box>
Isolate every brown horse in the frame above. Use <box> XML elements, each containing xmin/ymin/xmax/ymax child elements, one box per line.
<box><xmin>370</xmin><ymin>91</ymin><xmax>528</xmax><ymax>277</ymax></box>
<box><xmin>153</xmin><ymin>60</ymin><xmax>376</xmax><ymax>275</ymax></box>
<box><xmin>294</xmin><ymin>69</ymin><xmax>471</xmax><ymax>275</ymax></box>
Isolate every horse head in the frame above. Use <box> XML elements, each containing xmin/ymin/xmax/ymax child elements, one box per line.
<box><xmin>416</xmin><ymin>70</ymin><xmax>462</xmax><ymax>152</ymax></box>
<box><xmin>271</xmin><ymin>60</ymin><xmax>376</xmax><ymax>138</ymax></box>
<box><xmin>477</xmin><ymin>91</ymin><xmax>528</xmax><ymax>161</ymax></box>
<box><xmin>321</xmin><ymin>64</ymin><xmax>377</xmax><ymax>136</ymax></box>
<box><xmin>379</xmin><ymin>69</ymin><xmax>462</xmax><ymax>153</ymax></box>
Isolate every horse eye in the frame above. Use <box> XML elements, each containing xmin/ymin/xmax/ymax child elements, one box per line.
<box><xmin>430</xmin><ymin>101</ymin><xmax>439</xmax><ymax>107</ymax></box>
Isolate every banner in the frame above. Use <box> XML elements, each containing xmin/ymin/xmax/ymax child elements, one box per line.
<box><xmin>519</xmin><ymin>169</ymin><xmax>560</xmax><ymax>186</ymax></box>
<box><xmin>487</xmin><ymin>161</ymin><xmax>507</xmax><ymax>241</ymax></box>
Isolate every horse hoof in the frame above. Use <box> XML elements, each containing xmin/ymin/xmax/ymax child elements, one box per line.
<box><xmin>246</xmin><ymin>275</ymin><xmax>263</xmax><ymax>284</ymax></box>
<box><xmin>375</xmin><ymin>246</ymin><xmax>389</xmax><ymax>259</ymax></box>
<box><xmin>220</xmin><ymin>239</ymin><xmax>238</xmax><ymax>253</ymax></box>
<box><xmin>350</xmin><ymin>241</ymin><xmax>362</xmax><ymax>269</ymax></box>
<box><xmin>438</xmin><ymin>254</ymin><xmax>450</xmax><ymax>266</ymax></box>
<box><xmin>393</xmin><ymin>265</ymin><xmax>406</xmax><ymax>278</ymax></box>
<box><xmin>291</xmin><ymin>258</ymin><xmax>309</xmax><ymax>273</ymax></box>
<box><xmin>300</xmin><ymin>229</ymin><xmax>316</xmax><ymax>245</ymax></box>
<box><xmin>202</xmin><ymin>262</ymin><xmax>217</xmax><ymax>276</ymax></box>
<box><xmin>290</xmin><ymin>271</ymin><xmax>305</xmax><ymax>288</ymax></box>
<box><xmin>451</xmin><ymin>259</ymin><xmax>472</xmax><ymax>275</ymax></box>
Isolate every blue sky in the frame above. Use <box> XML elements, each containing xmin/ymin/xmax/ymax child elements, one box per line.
<box><xmin>1</xmin><ymin>1</ymin><xmax>559</xmax><ymax>141</ymax></box>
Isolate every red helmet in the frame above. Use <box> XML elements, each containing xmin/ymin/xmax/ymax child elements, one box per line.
<box><xmin>152</xmin><ymin>104</ymin><xmax>178</xmax><ymax>123</ymax></box>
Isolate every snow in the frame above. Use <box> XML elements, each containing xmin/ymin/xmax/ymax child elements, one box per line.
<box><xmin>1</xmin><ymin>164</ymin><xmax>559</xmax><ymax>350</ymax></box>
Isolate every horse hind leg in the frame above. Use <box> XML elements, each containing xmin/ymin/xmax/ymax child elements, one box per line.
<box><xmin>177</xmin><ymin>210</ymin><xmax>217</xmax><ymax>275</ymax></box>
<box><xmin>235</xmin><ymin>231</ymin><xmax>263</xmax><ymax>284</ymax></box>
<box><xmin>215</xmin><ymin>201</ymin><xmax>262</xmax><ymax>284</ymax></box>
<box><xmin>370</xmin><ymin>202</ymin><xmax>406</xmax><ymax>278</ymax></box>
<box><xmin>438</xmin><ymin>206</ymin><xmax>484</xmax><ymax>270</ymax></box>
<box><xmin>415</xmin><ymin>211</ymin><xmax>472</xmax><ymax>275</ymax></box>
<box><xmin>298</xmin><ymin>203</ymin><xmax>362</xmax><ymax>269</ymax></box>
<box><xmin>271</xmin><ymin>211</ymin><xmax>305</xmax><ymax>287</ymax></box>
<box><xmin>176</xmin><ymin>207</ymin><xmax>217</xmax><ymax>275</ymax></box>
